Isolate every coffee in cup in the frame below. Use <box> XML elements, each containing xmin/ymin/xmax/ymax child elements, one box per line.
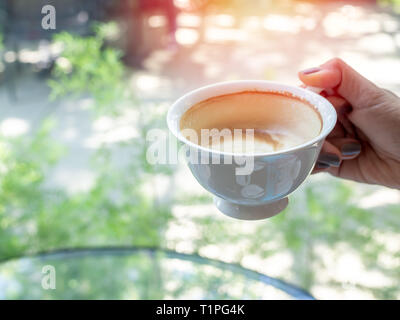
<box><xmin>180</xmin><ymin>91</ymin><xmax>322</xmax><ymax>154</ymax></box>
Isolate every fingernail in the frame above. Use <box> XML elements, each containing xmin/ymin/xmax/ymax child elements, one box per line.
<box><xmin>316</xmin><ymin>162</ymin><xmax>330</xmax><ymax>169</ymax></box>
<box><xmin>318</xmin><ymin>153</ymin><xmax>341</xmax><ymax>167</ymax></box>
<box><xmin>300</xmin><ymin>67</ymin><xmax>321</xmax><ymax>75</ymax></box>
<box><xmin>341</xmin><ymin>142</ymin><xmax>361</xmax><ymax>156</ymax></box>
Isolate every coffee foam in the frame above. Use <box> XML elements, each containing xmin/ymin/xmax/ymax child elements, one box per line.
<box><xmin>180</xmin><ymin>91</ymin><xmax>322</xmax><ymax>154</ymax></box>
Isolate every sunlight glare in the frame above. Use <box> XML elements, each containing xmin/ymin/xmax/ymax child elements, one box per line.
<box><xmin>0</xmin><ymin>118</ymin><xmax>29</xmax><ymax>137</ymax></box>
<box><xmin>19</xmin><ymin>49</ymin><xmax>43</xmax><ymax>64</ymax></box>
<box><xmin>241</xmin><ymin>16</ymin><xmax>261</xmax><ymax>30</ymax></box>
<box><xmin>323</xmin><ymin>5</ymin><xmax>379</xmax><ymax>38</ymax></box>
<box><xmin>136</xmin><ymin>74</ymin><xmax>162</xmax><ymax>91</ymax></box>
<box><xmin>205</xmin><ymin>28</ymin><xmax>246</xmax><ymax>42</ymax></box>
<box><xmin>213</xmin><ymin>14</ymin><xmax>236</xmax><ymax>28</ymax></box>
<box><xmin>263</xmin><ymin>15</ymin><xmax>300</xmax><ymax>34</ymax></box>
<box><xmin>357</xmin><ymin>33</ymin><xmax>396</xmax><ymax>54</ymax></box>
<box><xmin>176</xmin><ymin>28</ymin><xmax>199</xmax><ymax>45</ymax></box>
<box><xmin>148</xmin><ymin>15</ymin><xmax>167</xmax><ymax>28</ymax></box>
<box><xmin>177</xmin><ymin>13</ymin><xmax>201</xmax><ymax>28</ymax></box>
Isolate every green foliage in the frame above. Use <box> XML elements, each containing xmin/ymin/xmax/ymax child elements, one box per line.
<box><xmin>379</xmin><ymin>0</ymin><xmax>400</xmax><ymax>12</ymax></box>
<box><xmin>0</xmin><ymin>118</ymin><xmax>171</xmax><ymax>261</ymax></box>
<box><xmin>0</xmin><ymin>118</ymin><xmax>65</xmax><ymax>258</ymax></box>
<box><xmin>0</xmin><ymin>23</ymin><xmax>173</xmax><ymax>262</ymax></box>
<box><xmin>48</xmin><ymin>22</ymin><xmax>127</xmax><ymax>115</ymax></box>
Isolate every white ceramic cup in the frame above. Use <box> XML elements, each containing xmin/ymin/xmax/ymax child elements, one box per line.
<box><xmin>167</xmin><ymin>81</ymin><xmax>337</xmax><ymax>220</ymax></box>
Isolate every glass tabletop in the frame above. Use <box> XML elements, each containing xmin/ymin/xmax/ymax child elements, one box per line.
<box><xmin>0</xmin><ymin>247</ymin><xmax>314</xmax><ymax>300</ymax></box>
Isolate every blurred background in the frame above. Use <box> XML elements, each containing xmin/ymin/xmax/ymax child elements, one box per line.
<box><xmin>0</xmin><ymin>0</ymin><xmax>399</xmax><ymax>299</ymax></box>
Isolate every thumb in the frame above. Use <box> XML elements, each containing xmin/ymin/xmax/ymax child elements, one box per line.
<box><xmin>299</xmin><ymin>58</ymin><xmax>384</xmax><ymax>109</ymax></box>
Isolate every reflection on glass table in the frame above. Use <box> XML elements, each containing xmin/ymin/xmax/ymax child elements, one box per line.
<box><xmin>0</xmin><ymin>247</ymin><xmax>314</xmax><ymax>300</ymax></box>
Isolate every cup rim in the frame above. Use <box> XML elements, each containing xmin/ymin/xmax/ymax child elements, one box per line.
<box><xmin>167</xmin><ymin>80</ymin><xmax>337</xmax><ymax>157</ymax></box>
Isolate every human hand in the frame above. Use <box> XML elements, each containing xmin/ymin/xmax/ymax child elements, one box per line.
<box><xmin>299</xmin><ymin>58</ymin><xmax>400</xmax><ymax>189</ymax></box>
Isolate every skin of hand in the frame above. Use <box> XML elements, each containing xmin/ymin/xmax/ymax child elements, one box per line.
<box><xmin>299</xmin><ymin>58</ymin><xmax>400</xmax><ymax>189</ymax></box>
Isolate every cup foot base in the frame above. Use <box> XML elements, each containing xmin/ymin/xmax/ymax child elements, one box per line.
<box><xmin>214</xmin><ymin>197</ymin><xmax>288</xmax><ymax>220</ymax></box>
